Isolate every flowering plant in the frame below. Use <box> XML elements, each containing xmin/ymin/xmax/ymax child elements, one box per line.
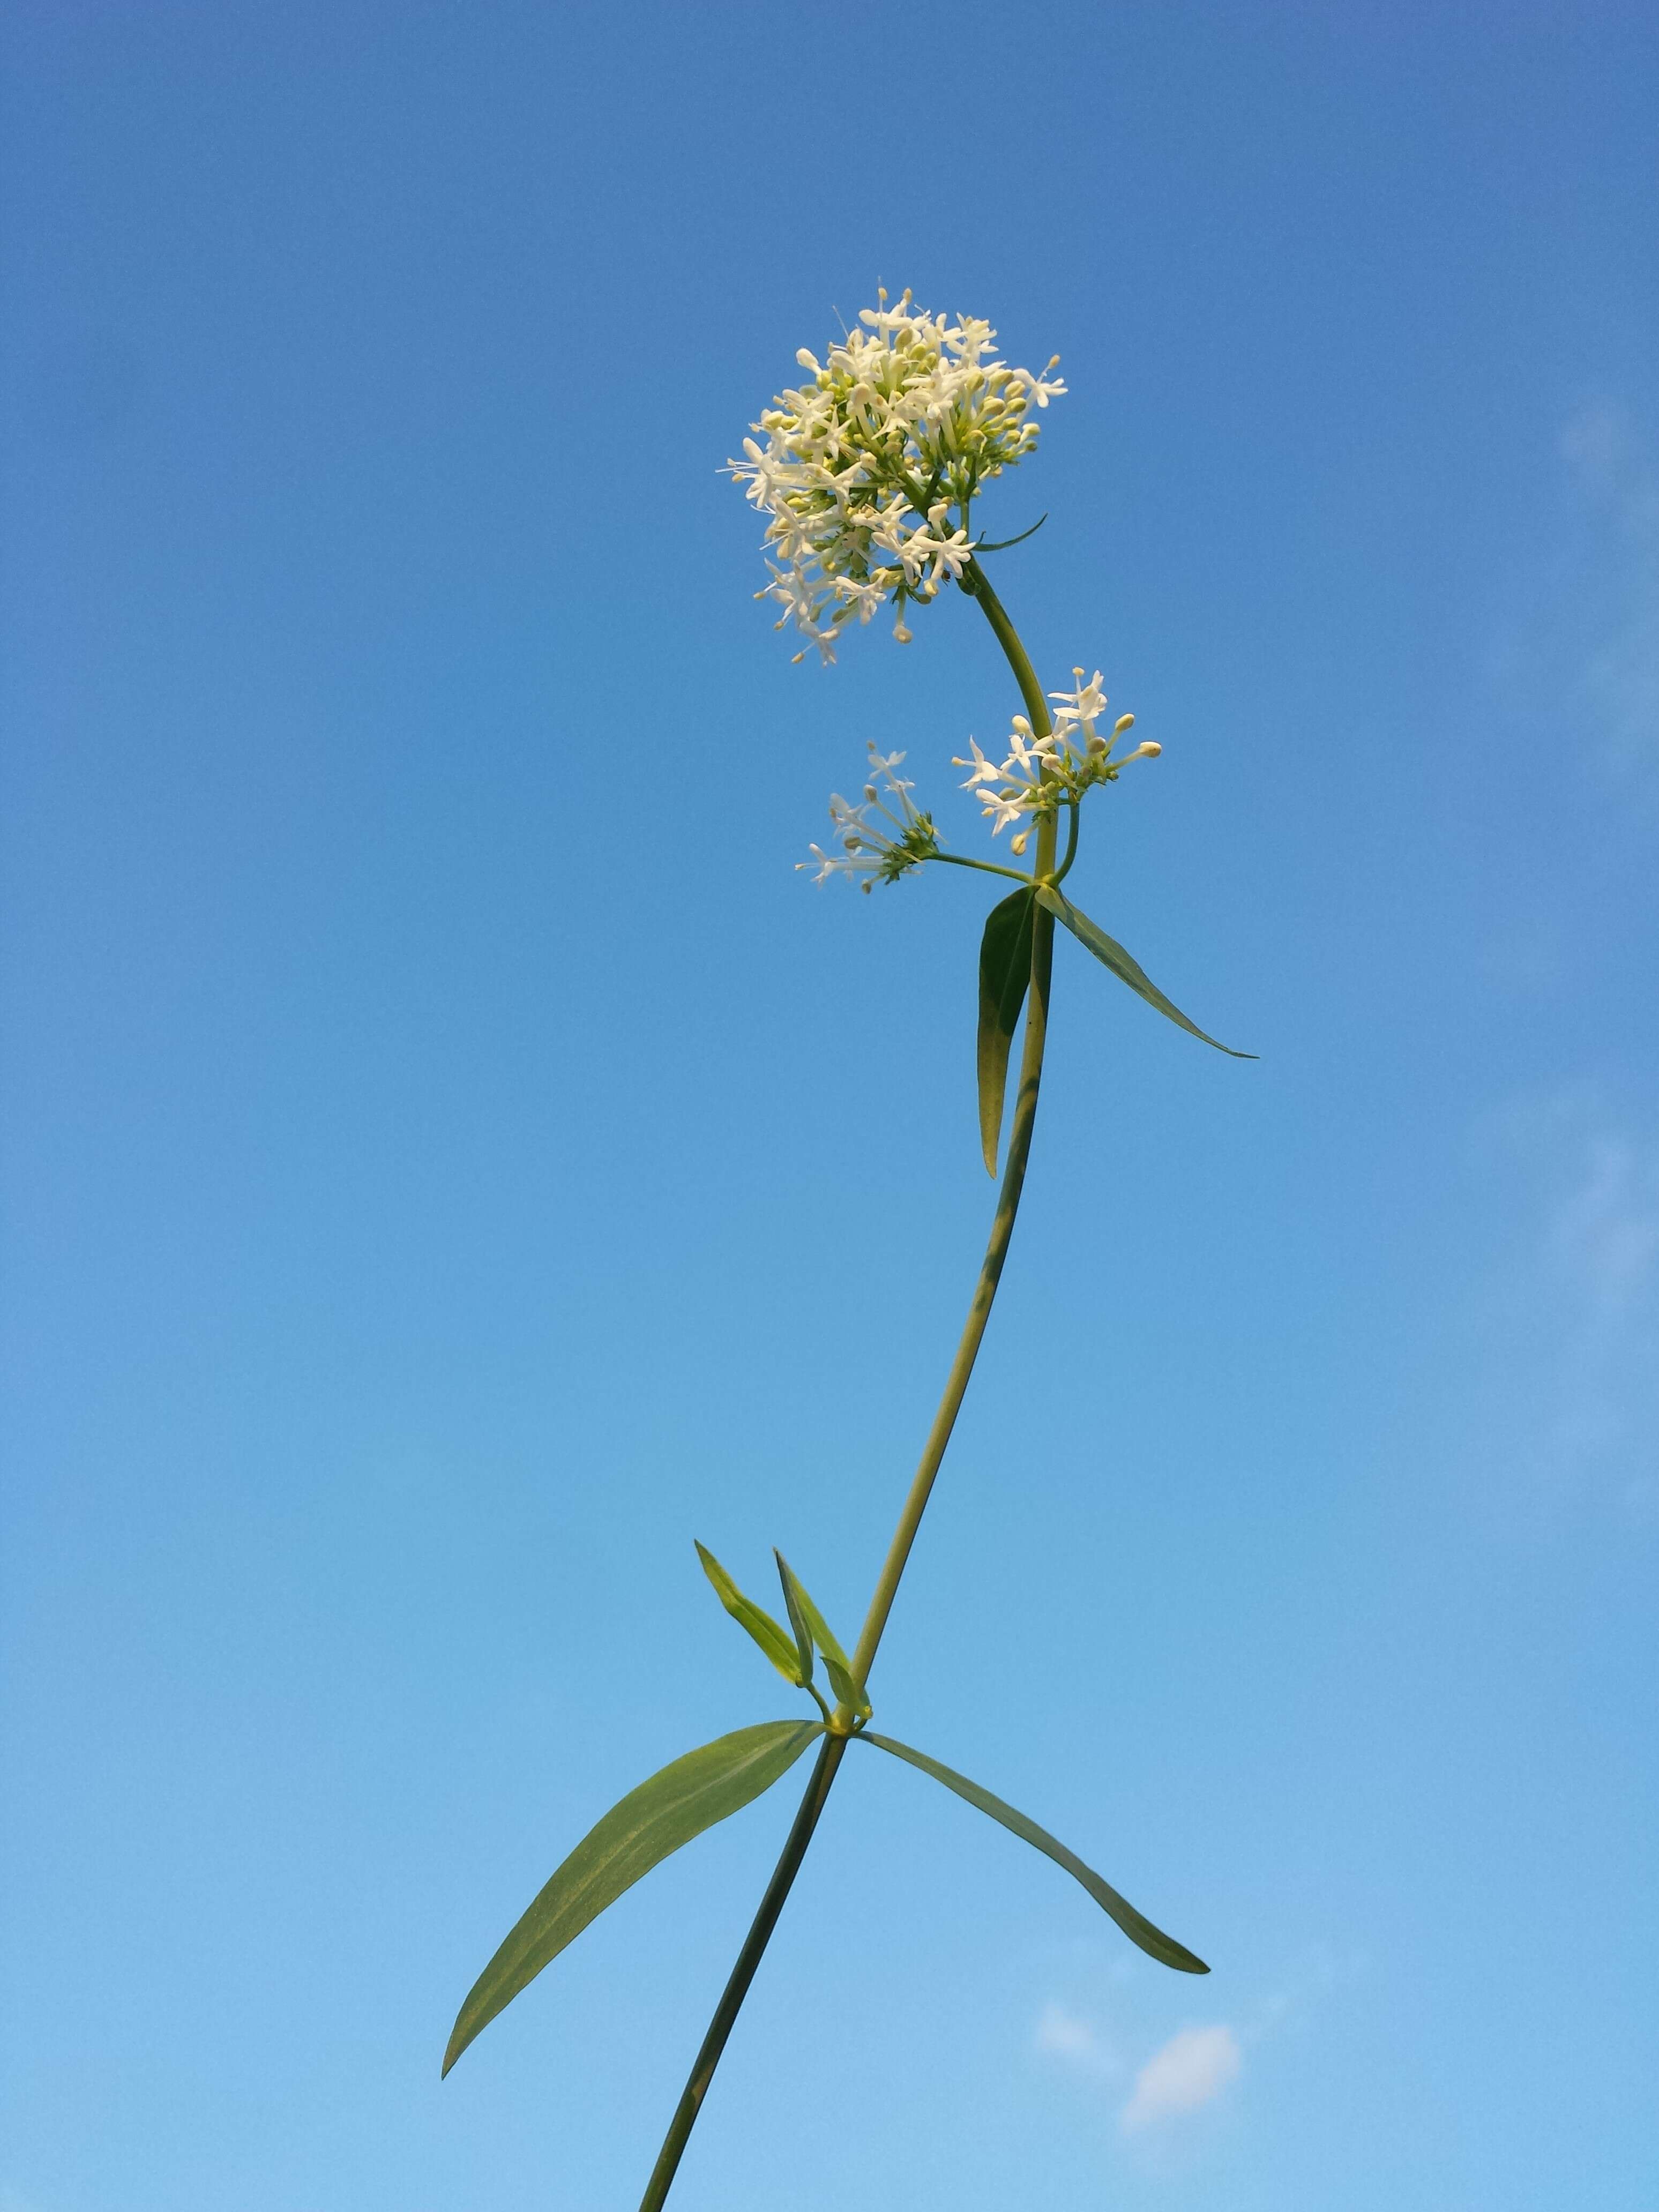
<box><xmin>442</xmin><ymin>293</ymin><xmax>1251</xmax><ymax>2208</ymax></box>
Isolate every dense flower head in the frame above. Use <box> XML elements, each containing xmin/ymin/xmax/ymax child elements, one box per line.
<box><xmin>954</xmin><ymin>671</ymin><xmax>1159</xmax><ymax>848</ymax></box>
<box><xmin>728</xmin><ymin>290</ymin><xmax>1064</xmax><ymax>663</ymax></box>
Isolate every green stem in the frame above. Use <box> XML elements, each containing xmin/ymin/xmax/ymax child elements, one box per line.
<box><xmin>1055</xmin><ymin>799</ymin><xmax>1080</xmax><ymax>884</ymax></box>
<box><xmin>961</xmin><ymin>556</ymin><xmax>1051</xmax><ymax>735</ymax></box>
<box><xmin>931</xmin><ymin>850</ymin><xmax>1035</xmax><ymax>886</ymax></box>
<box><xmin>843</xmin><ymin>809</ymin><xmax>1055</xmax><ymax>1701</ymax></box>
<box><xmin>636</xmin><ymin>573</ymin><xmax>1057</xmax><ymax>2211</ymax></box>
<box><xmin>636</xmin><ymin>1735</ymin><xmax>847</xmax><ymax>2212</ymax></box>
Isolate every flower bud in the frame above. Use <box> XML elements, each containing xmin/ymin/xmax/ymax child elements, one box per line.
<box><xmin>1114</xmin><ymin>713</ymin><xmax>1135</xmax><ymax>735</ymax></box>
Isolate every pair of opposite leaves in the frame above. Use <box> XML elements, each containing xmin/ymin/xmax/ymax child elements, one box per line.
<box><xmin>443</xmin><ymin>1544</ymin><xmax>1208</xmax><ymax>2079</ymax></box>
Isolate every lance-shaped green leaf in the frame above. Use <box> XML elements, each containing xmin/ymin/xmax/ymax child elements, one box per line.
<box><xmin>696</xmin><ymin>1541</ymin><xmax>803</xmax><ymax>1685</ymax></box>
<box><xmin>856</xmin><ymin>1732</ymin><xmax>1208</xmax><ymax>1975</ymax></box>
<box><xmin>773</xmin><ymin>1551</ymin><xmax>814</xmax><ymax>1687</ymax></box>
<box><xmin>1034</xmin><ymin>884</ymin><xmax>1253</xmax><ymax>1060</ymax></box>
<box><xmin>775</xmin><ymin>1551</ymin><xmax>871</xmax><ymax>1720</ymax></box>
<box><xmin>977</xmin><ymin>887</ymin><xmax>1036</xmax><ymax>1175</ymax></box>
<box><xmin>443</xmin><ymin>1719</ymin><xmax>823</xmax><ymax>2075</ymax></box>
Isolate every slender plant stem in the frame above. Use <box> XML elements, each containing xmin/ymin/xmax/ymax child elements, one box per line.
<box><xmin>636</xmin><ymin>1734</ymin><xmax>847</xmax><ymax>2212</ymax></box>
<box><xmin>842</xmin><ymin>835</ymin><xmax>1055</xmax><ymax>1699</ymax></box>
<box><xmin>961</xmin><ymin>556</ymin><xmax>1051</xmax><ymax>732</ymax></box>
<box><xmin>636</xmin><ymin>570</ymin><xmax>1058</xmax><ymax>2212</ymax></box>
<box><xmin>931</xmin><ymin>850</ymin><xmax>1034</xmax><ymax>886</ymax></box>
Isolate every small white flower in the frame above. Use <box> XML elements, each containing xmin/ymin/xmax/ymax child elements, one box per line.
<box><xmin>1048</xmin><ymin>668</ymin><xmax>1110</xmax><ymax>744</ymax></box>
<box><xmin>951</xmin><ymin>737</ymin><xmax>1003</xmax><ymax>791</ymax></box>
<box><xmin>955</xmin><ymin>668</ymin><xmax>1156</xmax><ymax>834</ymax></box>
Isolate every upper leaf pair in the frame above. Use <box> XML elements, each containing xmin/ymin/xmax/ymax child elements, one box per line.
<box><xmin>696</xmin><ymin>1541</ymin><xmax>871</xmax><ymax>1721</ymax></box>
<box><xmin>976</xmin><ymin>883</ymin><xmax>1254</xmax><ymax>1175</ymax></box>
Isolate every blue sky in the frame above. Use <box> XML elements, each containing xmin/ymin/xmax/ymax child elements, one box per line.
<box><xmin>2</xmin><ymin>4</ymin><xmax>1656</xmax><ymax>2208</ymax></box>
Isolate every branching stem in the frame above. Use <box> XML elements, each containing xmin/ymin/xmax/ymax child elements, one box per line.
<box><xmin>636</xmin><ymin>566</ymin><xmax>1059</xmax><ymax>2212</ymax></box>
<box><xmin>931</xmin><ymin>850</ymin><xmax>1035</xmax><ymax>886</ymax></box>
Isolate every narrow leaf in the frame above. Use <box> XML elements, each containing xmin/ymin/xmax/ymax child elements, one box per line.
<box><xmin>820</xmin><ymin>1654</ymin><xmax>870</xmax><ymax>1722</ymax></box>
<box><xmin>972</xmin><ymin>511</ymin><xmax>1048</xmax><ymax>555</ymax></box>
<box><xmin>857</xmin><ymin>1732</ymin><xmax>1208</xmax><ymax>1974</ymax></box>
<box><xmin>696</xmin><ymin>1541</ymin><xmax>803</xmax><ymax>1684</ymax></box>
<box><xmin>776</xmin><ymin>1552</ymin><xmax>871</xmax><ymax>1719</ymax></box>
<box><xmin>1035</xmin><ymin>884</ymin><xmax>1254</xmax><ymax>1059</ymax></box>
<box><xmin>443</xmin><ymin>1720</ymin><xmax>823</xmax><ymax>2074</ymax></box>
<box><xmin>977</xmin><ymin>888</ymin><xmax>1036</xmax><ymax>1175</ymax></box>
<box><xmin>772</xmin><ymin>1550</ymin><xmax>814</xmax><ymax>1687</ymax></box>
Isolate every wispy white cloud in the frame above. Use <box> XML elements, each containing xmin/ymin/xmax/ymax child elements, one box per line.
<box><xmin>1035</xmin><ymin>2003</ymin><xmax>1242</xmax><ymax>2133</ymax></box>
<box><xmin>1559</xmin><ymin>399</ymin><xmax>1659</xmax><ymax>774</ymax></box>
<box><xmin>1034</xmin><ymin>2000</ymin><xmax>1122</xmax><ymax>2082</ymax></box>
<box><xmin>1486</xmin><ymin>399</ymin><xmax>1659</xmax><ymax>790</ymax></box>
<box><xmin>1033</xmin><ymin>1947</ymin><xmax>1347</xmax><ymax>2150</ymax></box>
<box><xmin>1118</xmin><ymin>2023</ymin><xmax>1242</xmax><ymax>2133</ymax></box>
<box><xmin>1474</xmin><ymin>1085</ymin><xmax>1659</xmax><ymax>1511</ymax></box>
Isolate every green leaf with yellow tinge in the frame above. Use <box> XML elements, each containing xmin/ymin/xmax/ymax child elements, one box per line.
<box><xmin>775</xmin><ymin>1551</ymin><xmax>870</xmax><ymax>1720</ymax></box>
<box><xmin>443</xmin><ymin>1720</ymin><xmax>823</xmax><ymax>2075</ymax></box>
<box><xmin>696</xmin><ymin>1541</ymin><xmax>803</xmax><ymax>1685</ymax></box>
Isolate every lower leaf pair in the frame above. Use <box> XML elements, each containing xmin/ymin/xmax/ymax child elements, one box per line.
<box><xmin>442</xmin><ymin>1715</ymin><xmax>1207</xmax><ymax>2079</ymax></box>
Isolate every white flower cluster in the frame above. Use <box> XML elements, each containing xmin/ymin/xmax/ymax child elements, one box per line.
<box><xmin>955</xmin><ymin>670</ymin><xmax>1160</xmax><ymax>849</ymax></box>
<box><xmin>801</xmin><ymin>745</ymin><xmax>940</xmax><ymax>891</ymax></box>
<box><xmin>728</xmin><ymin>290</ymin><xmax>1064</xmax><ymax>663</ymax></box>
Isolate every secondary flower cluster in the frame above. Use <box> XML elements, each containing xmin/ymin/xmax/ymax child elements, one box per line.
<box><xmin>728</xmin><ymin>290</ymin><xmax>1064</xmax><ymax>663</ymax></box>
<box><xmin>802</xmin><ymin>674</ymin><xmax>1159</xmax><ymax>887</ymax></box>
<box><xmin>955</xmin><ymin>670</ymin><xmax>1159</xmax><ymax>849</ymax></box>
<box><xmin>801</xmin><ymin>745</ymin><xmax>941</xmax><ymax>891</ymax></box>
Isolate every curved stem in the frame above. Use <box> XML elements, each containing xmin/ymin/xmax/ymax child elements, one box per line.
<box><xmin>962</xmin><ymin>556</ymin><xmax>1051</xmax><ymax>734</ymax></box>
<box><xmin>637</xmin><ymin>575</ymin><xmax>1057</xmax><ymax>2210</ymax></box>
<box><xmin>1054</xmin><ymin>798</ymin><xmax>1080</xmax><ymax>884</ymax></box>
